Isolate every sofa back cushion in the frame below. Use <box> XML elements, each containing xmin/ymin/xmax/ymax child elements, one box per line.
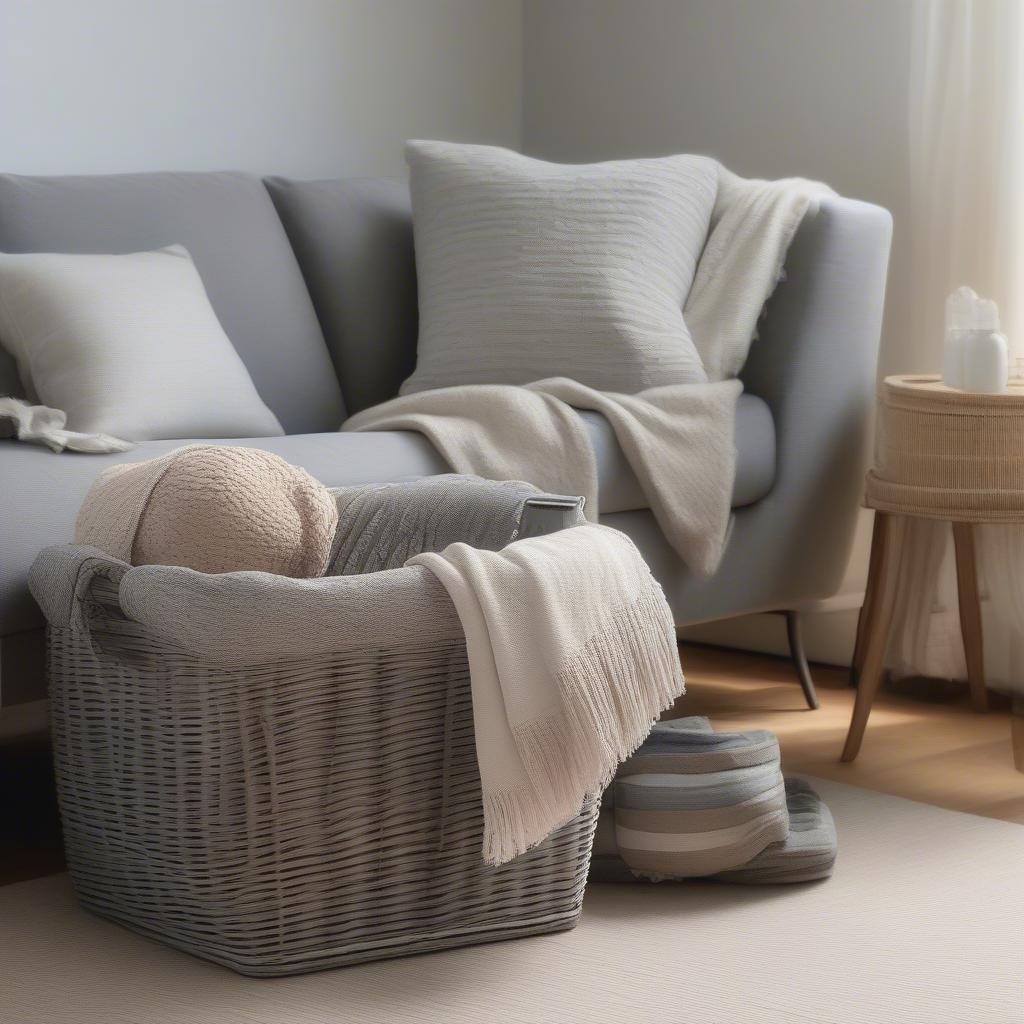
<box><xmin>0</xmin><ymin>171</ymin><xmax>345</xmax><ymax>433</ymax></box>
<box><xmin>265</xmin><ymin>177</ymin><xmax>418</xmax><ymax>414</ymax></box>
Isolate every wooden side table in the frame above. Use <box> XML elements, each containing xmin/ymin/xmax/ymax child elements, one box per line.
<box><xmin>843</xmin><ymin>375</ymin><xmax>1024</xmax><ymax>762</ymax></box>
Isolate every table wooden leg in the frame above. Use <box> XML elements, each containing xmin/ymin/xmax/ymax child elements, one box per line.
<box><xmin>1012</xmin><ymin>698</ymin><xmax>1024</xmax><ymax>774</ymax></box>
<box><xmin>842</xmin><ymin>513</ymin><xmax>904</xmax><ymax>762</ymax></box>
<box><xmin>850</xmin><ymin>511</ymin><xmax>889</xmax><ymax>687</ymax></box>
<box><xmin>952</xmin><ymin>522</ymin><xmax>989</xmax><ymax>713</ymax></box>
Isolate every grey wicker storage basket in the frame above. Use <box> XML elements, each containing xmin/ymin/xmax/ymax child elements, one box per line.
<box><xmin>30</xmin><ymin>477</ymin><xmax>598</xmax><ymax>976</ymax></box>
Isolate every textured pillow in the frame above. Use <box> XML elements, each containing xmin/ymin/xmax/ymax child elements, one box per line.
<box><xmin>400</xmin><ymin>141</ymin><xmax>718</xmax><ymax>396</ymax></box>
<box><xmin>0</xmin><ymin>245</ymin><xmax>283</xmax><ymax>440</ymax></box>
<box><xmin>75</xmin><ymin>445</ymin><xmax>338</xmax><ymax>578</ymax></box>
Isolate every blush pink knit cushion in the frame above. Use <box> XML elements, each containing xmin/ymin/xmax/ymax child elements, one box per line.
<box><xmin>75</xmin><ymin>445</ymin><xmax>338</xmax><ymax>578</ymax></box>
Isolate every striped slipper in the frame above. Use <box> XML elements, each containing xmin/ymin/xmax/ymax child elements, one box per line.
<box><xmin>590</xmin><ymin>778</ymin><xmax>836</xmax><ymax>884</ymax></box>
<box><xmin>620</xmin><ymin>717</ymin><xmax>780</xmax><ymax>776</ymax></box>
<box><xmin>600</xmin><ymin>716</ymin><xmax>715</xmax><ymax>816</ymax></box>
<box><xmin>612</xmin><ymin>718</ymin><xmax>788</xmax><ymax>880</ymax></box>
<box><xmin>711</xmin><ymin>778</ymin><xmax>837</xmax><ymax>884</ymax></box>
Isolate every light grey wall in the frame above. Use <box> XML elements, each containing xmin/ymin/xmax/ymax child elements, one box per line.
<box><xmin>523</xmin><ymin>0</ymin><xmax>915</xmax><ymax>664</ymax></box>
<box><xmin>1</xmin><ymin>0</ymin><xmax>523</xmax><ymax>179</ymax></box>
<box><xmin>523</xmin><ymin>0</ymin><xmax>912</xmax><ymax>374</ymax></box>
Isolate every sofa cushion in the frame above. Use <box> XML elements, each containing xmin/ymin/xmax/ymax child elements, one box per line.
<box><xmin>400</xmin><ymin>141</ymin><xmax>716</xmax><ymax>395</ymax></box>
<box><xmin>0</xmin><ymin>171</ymin><xmax>345</xmax><ymax>433</ymax></box>
<box><xmin>0</xmin><ymin>245</ymin><xmax>283</xmax><ymax>440</ymax></box>
<box><xmin>265</xmin><ymin>177</ymin><xmax>418</xmax><ymax>414</ymax></box>
<box><xmin>0</xmin><ymin>396</ymin><xmax>774</xmax><ymax>635</ymax></box>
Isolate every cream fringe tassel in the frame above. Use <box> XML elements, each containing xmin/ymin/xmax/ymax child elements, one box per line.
<box><xmin>482</xmin><ymin>590</ymin><xmax>684</xmax><ymax>866</ymax></box>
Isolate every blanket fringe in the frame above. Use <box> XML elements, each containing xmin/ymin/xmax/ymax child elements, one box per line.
<box><xmin>483</xmin><ymin>589</ymin><xmax>685</xmax><ymax>866</ymax></box>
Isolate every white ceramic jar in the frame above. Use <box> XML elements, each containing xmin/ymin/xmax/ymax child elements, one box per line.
<box><xmin>962</xmin><ymin>330</ymin><xmax>1009</xmax><ymax>393</ymax></box>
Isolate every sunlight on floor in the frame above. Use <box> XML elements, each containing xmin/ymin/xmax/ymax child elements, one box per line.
<box><xmin>674</xmin><ymin>644</ymin><xmax>1024</xmax><ymax>824</ymax></box>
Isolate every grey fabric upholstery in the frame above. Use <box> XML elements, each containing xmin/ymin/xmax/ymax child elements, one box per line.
<box><xmin>264</xmin><ymin>177</ymin><xmax>418</xmax><ymax>414</ymax></box>
<box><xmin>0</xmin><ymin>402</ymin><xmax>772</xmax><ymax>635</ymax></box>
<box><xmin>0</xmin><ymin>171</ymin><xmax>345</xmax><ymax>433</ymax></box>
<box><xmin>0</xmin><ymin>173</ymin><xmax>890</xmax><ymax>709</ymax></box>
<box><xmin>260</xmin><ymin>173</ymin><xmax>780</xmax><ymax>506</ymax></box>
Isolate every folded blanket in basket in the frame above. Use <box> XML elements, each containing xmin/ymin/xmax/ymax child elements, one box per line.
<box><xmin>408</xmin><ymin>522</ymin><xmax>685</xmax><ymax>866</ymax></box>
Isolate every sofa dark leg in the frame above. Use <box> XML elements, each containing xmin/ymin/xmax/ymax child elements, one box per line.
<box><xmin>784</xmin><ymin>610</ymin><xmax>819</xmax><ymax>710</ymax></box>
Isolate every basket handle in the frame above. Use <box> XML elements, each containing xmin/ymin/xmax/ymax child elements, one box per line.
<box><xmin>29</xmin><ymin>544</ymin><xmax>131</xmax><ymax>635</ymax></box>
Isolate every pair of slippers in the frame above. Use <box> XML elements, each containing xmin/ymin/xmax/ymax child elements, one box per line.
<box><xmin>590</xmin><ymin>717</ymin><xmax>837</xmax><ymax>884</ymax></box>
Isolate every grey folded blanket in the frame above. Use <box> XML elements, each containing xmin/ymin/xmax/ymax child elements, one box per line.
<box><xmin>327</xmin><ymin>474</ymin><xmax>541</xmax><ymax>575</ymax></box>
<box><xmin>591</xmin><ymin>716</ymin><xmax>837</xmax><ymax>884</ymax></box>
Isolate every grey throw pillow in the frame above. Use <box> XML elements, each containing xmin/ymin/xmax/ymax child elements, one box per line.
<box><xmin>401</xmin><ymin>141</ymin><xmax>718</xmax><ymax>396</ymax></box>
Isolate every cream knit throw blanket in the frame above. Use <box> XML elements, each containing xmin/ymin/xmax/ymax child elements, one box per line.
<box><xmin>409</xmin><ymin>522</ymin><xmax>685</xmax><ymax>865</ymax></box>
<box><xmin>345</xmin><ymin>167</ymin><xmax>833</xmax><ymax>575</ymax></box>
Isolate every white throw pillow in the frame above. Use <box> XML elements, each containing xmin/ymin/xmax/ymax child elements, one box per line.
<box><xmin>0</xmin><ymin>245</ymin><xmax>283</xmax><ymax>440</ymax></box>
<box><xmin>401</xmin><ymin>141</ymin><xmax>718</xmax><ymax>396</ymax></box>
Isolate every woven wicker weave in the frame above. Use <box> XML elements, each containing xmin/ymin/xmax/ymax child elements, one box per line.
<box><xmin>38</xmin><ymin>482</ymin><xmax>598</xmax><ymax>977</ymax></box>
<box><xmin>866</xmin><ymin>375</ymin><xmax>1024</xmax><ymax>522</ymax></box>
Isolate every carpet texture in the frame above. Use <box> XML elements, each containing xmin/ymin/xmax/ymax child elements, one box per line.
<box><xmin>2</xmin><ymin>779</ymin><xmax>1021</xmax><ymax>1024</ymax></box>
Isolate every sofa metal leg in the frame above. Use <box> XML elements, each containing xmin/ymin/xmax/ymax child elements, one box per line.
<box><xmin>783</xmin><ymin>610</ymin><xmax>819</xmax><ymax>710</ymax></box>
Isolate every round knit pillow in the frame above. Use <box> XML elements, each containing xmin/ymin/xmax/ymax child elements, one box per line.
<box><xmin>75</xmin><ymin>445</ymin><xmax>338</xmax><ymax>577</ymax></box>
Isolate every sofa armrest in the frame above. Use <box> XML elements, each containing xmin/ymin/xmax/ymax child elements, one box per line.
<box><xmin>739</xmin><ymin>194</ymin><xmax>892</xmax><ymax>603</ymax></box>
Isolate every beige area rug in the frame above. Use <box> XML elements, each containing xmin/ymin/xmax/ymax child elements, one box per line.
<box><xmin>2</xmin><ymin>779</ymin><xmax>1022</xmax><ymax>1024</ymax></box>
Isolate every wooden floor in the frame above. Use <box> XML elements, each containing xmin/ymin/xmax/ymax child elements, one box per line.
<box><xmin>2</xmin><ymin>644</ymin><xmax>1022</xmax><ymax>887</ymax></box>
<box><xmin>675</xmin><ymin>644</ymin><xmax>1024</xmax><ymax>825</ymax></box>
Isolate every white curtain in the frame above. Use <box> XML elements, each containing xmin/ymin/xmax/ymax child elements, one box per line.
<box><xmin>891</xmin><ymin>0</ymin><xmax>1024</xmax><ymax>694</ymax></box>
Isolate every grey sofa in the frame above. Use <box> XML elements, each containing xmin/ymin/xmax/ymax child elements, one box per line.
<box><xmin>0</xmin><ymin>170</ymin><xmax>892</xmax><ymax>706</ymax></box>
